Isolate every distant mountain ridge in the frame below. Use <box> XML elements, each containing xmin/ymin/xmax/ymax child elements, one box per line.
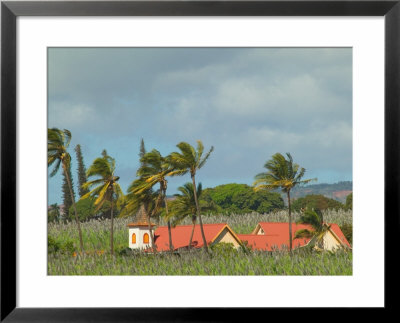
<box><xmin>288</xmin><ymin>181</ymin><xmax>352</xmax><ymax>203</ymax></box>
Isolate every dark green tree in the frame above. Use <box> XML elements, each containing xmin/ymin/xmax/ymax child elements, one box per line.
<box><xmin>345</xmin><ymin>192</ymin><xmax>353</xmax><ymax>210</ymax></box>
<box><xmin>340</xmin><ymin>222</ymin><xmax>352</xmax><ymax>245</ymax></box>
<box><xmin>67</xmin><ymin>196</ymin><xmax>114</xmax><ymax>222</ymax></box>
<box><xmin>139</xmin><ymin>138</ymin><xmax>146</xmax><ymax>166</ymax></box>
<box><xmin>75</xmin><ymin>144</ymin><xmax>89</xmax><ymax>198</ymax></box>
<box><xmin>201</xmin><ymin>183</ymin><xmax>284</xmax><ymax>214</ymax></box>
<box><xmin>48</xmin><ymin>203</ymin><xmax>61</xmax><ymax>223</ymax></box>
<box><xmin>292</xmin><ymin>194</ymin><xmax>344</xmax><ymax>211</ymax></box>
<box><xmin>61</xmin><ymin>163</ymin><xmax>75</xmax><ymax>221</ymax></box>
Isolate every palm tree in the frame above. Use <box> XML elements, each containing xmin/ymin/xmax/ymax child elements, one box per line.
<box><xmin>169</xmin><ymin>141</ymin><xmax>214</xmax><ymax>252</ymax></box>
<box><xmin>122</xmin><ymin>178</ymin><xmax>162</xmax><ymax>252</ymax></box>
<box><xmin>294</xmin><ymin>208</ymin><xmax>330</xmax><ymax>250</ymax></box>
<box><xmin>168</xmin><ymin>182</ymin><xmax>216</xmax><ymax>249</ymax></box>
<box><xmin>135</xmin><ymin>149</ymin><xmax>178</xmax><ymax>251</ymax></box>
<box><xmin>253</xmin><ymin>152</ymin><xmax>316</xmax><ymax>252</ymax></box>
<box><xmin>82</xmin><ymin>154</ymin><xmax>123</xmax><ymax>255</ymax></box>
<box><xmin>48</xmin><ymin>128</ymin><xmax>84</xmax><ymax>252</ymax></box>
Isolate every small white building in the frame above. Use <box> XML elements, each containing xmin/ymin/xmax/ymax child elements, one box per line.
<box><xmin>127</xmin><ymin>205</ymin><xmax>156</xmax><ymax>250</ymax></box>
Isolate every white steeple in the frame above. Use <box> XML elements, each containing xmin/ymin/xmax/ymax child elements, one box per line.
<box><xmin>127</xmin><ymin>204</ymin><xmax>156</xmax><ymax>250</ymax></box>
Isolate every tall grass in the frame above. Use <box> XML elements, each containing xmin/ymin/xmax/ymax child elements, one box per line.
<box><xmin>48</xmin><ymin>248</ymin><xmax>352</xmax><ymax>276</ymax></box>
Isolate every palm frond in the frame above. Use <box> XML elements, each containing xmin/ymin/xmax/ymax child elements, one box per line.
<box><xmin>255</xmin><ymin>152</ymin><xmax>316</xmax><ymax>194</ymax></box>
<box><xmin>198</xmin><ymin>145</ymin><xmax>214</xmax><ymax>170</ymax></box>
<box><xmin>49</xmin><ymin>158</ymin><xmax>61</xmax><ymax>177</ymax></box>
<box><xmin>294</xmin><ymin>229</ymin><xmax>313</xmax><ymax>239</ymax></box>
<box><xmin>94</xmin><ymin>182</ymin><xmax>110</xmax><ymax>206</ymax></box>
<box><xmin>86</xmin><ymin>157</ymin><xmax>112</xmax><ymax>178</ymax></box>
<box><xmin>62</xmin><ymin>129</ymin><xmax>72</xmax><ymax>149</ymax></box>
<box><xmin>82</xmin><ymin>178</ymin><xmax>105</xmax><ymax>191</ymax></box>
<box><xmin>47</xmin><ymin>128</ymin><xmax>73</xmax><ymax>177</ymax></box>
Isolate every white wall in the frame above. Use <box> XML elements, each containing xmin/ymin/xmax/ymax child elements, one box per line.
<box><xmin>128</xmin><ymin>227</ymin><xmax>153</xmax><ymax>250</ymax></box>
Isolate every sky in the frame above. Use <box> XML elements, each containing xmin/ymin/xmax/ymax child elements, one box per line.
<box><xmin>48</xmin><ymin>47</ymin><xmax>352</xmax><ymax>205</ymax></box>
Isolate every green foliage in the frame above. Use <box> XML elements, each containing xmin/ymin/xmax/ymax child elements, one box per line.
<box><xmin>210</xmin><ymin>242</ymin><xmax>236</xmax><ymax>253</ymax></box>
<box><xmin>253</xmin><ymin>152</ymin><xmax>316</xmax><ymax>193</ymax></box>
<box><xmin>292</xmin><ymin>194</ymin><xmax>344</xmax><ymax>212</ymax></box>
<box><xmin>139</xmin><ymin>138</ymin><xmax>146</xmax><ymax>167</ymax></box>
<box><xmin>48</xmin><ymin>235</ymin><xmax>75</xmax><ymax>254</ymax></box>
<box><xmin>340</xmin><ymin>223</ymin><xmax>352</xmax><ymax>245</ymax></box>
<box><xmin>75</xmin><ymin>144</ymin><xmax>89</xmax><ymax>198</ymax></box>
<box><xmin>345</xmin><ymin>192</ymin><xmax>353</xmax><ymax>210</ymax></box>
<box><xmin>68</xmin><ymin>196</ymin><xmax>116</xmax><ymax>222</ymax></box>
<box><xmin>295</xmin><ymin>208</ymin><xmax>329</xmax><ymax>249</ymax></box>
<box><xmin>48</xmin><ymin>203</ymin><xmax>61</xmax><ymax>223</ymax></box>
<box><xmin>201</xmin><ymin>183</ymin><xmax>284</xmax><ymax>214</ymax></box>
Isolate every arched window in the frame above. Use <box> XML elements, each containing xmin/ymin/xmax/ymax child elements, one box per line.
<box><xmin>131</xmin><ymin>233</ymin><xmax>136</xmax><ymax>244</ymax></box>
<box><xmin>143</xmin><ymin>233</ymin><xmax>149</xmax><ymax>244</ymax></box>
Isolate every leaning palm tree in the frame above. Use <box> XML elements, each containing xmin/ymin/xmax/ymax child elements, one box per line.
<box><xmin>294</xmin><ymin>208</ymin><xmax>330</xmax><ymax>250</ymax></box>
<box><xmin>253</xmin><ymin>153</ymin><xmax>316</xmax><ymax>252</ymax></box>
<box><xmin>122</xmin><ymin>178</ymin><xmax>162</xmax><ymax>252</ymax></box>
<box><xmin>82</xmin><ymin>154</ymin><xmax>123</xmax><ymax>255</ymax></box>
<box><xmin>168</xmin><ymin>182</ymin><xmax>217</xmax><ymax>249</ymax></box>
<box><xmin>135</xmin><ymin>149</ymin><xmax>177</xmax><ymax>251</ymax></box>
<box><xmin>48</xmin><ymin>128</ymin><xmax>84</xmax><ymax>252</ymax></box>
<box><xmin>169</xmin><ymin>141</ymin><xmax>214</xmax><ymax>252</ymax></box>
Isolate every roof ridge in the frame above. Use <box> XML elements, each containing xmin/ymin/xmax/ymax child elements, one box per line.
<box><xmin>156</xmin><ymin>223</ymin><xmax>227</xmax><ymax>229</ymax></box>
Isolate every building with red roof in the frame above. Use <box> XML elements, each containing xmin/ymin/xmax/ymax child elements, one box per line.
<box><xmin>153</xmin><ymin>223</ymin><xmax>242</xmax><ymax>251</ymax></box>
<box><xmin>238</xmin><ymin>222</ymin><xmax>351</xmax><ymax>251</ymax></box>
<box><xmin>127</xmin><ymin>216</ymin><xmax>243</xmax><ymax>252</ymax></box>
<box><xmin>127</xmin><ymin>212</ymin><xmax>351</xmax><ymax>252</ymax></box>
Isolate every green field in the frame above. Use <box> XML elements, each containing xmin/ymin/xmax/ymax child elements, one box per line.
<box><xmin>47</xmin><ymin>210</ymin><xmax>352</xmax><ymax>275</ymax></box>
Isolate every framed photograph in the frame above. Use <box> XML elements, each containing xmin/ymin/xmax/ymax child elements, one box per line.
<box><xmin>1</xmin><ymin>0</ymin><xmax>399</xmax><ymax>321</ymax></box>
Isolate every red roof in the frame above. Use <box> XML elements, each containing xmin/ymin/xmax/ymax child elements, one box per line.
<box><xmin>239</xmin><ymin>222</ymin><xmax>351</xmax><ymax>251</ymax></box>
<box><xmin>237</xmin><ymin>233</ymin><xmax>311</xmax><ymax>251</ymax></box>
<box><xmin>154</xmin><ymin>223</ymin><xmax>229</xmax><ymax>251</ymax></box>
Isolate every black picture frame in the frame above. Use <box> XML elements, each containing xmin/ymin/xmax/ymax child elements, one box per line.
<box><xmin>1</xmin><ymin>0</ymin><xmax>399</xmax><ymax>321</ymax></box>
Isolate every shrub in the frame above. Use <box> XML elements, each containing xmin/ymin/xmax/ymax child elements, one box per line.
<box><xmin>340</xmin><ymin>223</ymin><xmax>352</xmax><ymax>245</ymax></box>
<box><xmin>201</xmin><ymin>183</ymin><xmax>284</xmax><ymax>214</ymax></box>
<box><xmin>292</xmin><ymin>194</ymin><xmax>344</xmax><ymax>211</ymax></box>
<box><xmin>48</xmin><ymin>235</ymin><xmax>75</xmax><ymax>255</ymax></box>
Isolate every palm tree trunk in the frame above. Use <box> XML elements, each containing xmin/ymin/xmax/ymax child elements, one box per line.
<box><xmin>63</xmin><ymin>163</ymin><xmax>84</xmax><ymax>252</ymax></box>
<box><xmin>147</xmin><ymin>212</ymin><xmax>156</xmax><ymax>252</ymax></box>
<box><xmin>149</xmin><ymin>196</ymin><xmax>164</xmax><ymax>253</ymax></box>
<box><xmin>110</xmin><ymin>196</ymin><xmax>114</xmax><ymax>255</ymax></box>
<box><xmin>164</xmin><ymin>191</ymin><xmax>174</xmax><ymax>251</ymax></box>
<box><xmin>191</xmin><ymin>175</ymin><xmax>208</xmax><ymax>252</ymax></box>
<box><xmin>188</xmin><ymin>217</ymin><xmax>196</xmax><ymax>249</ymax></box>
<box><xmin>142</xmin><ymin>203</ymin><xmax>155</xmax><ymax>251</ymax></box>
<box><xmin>287</xmin><ymin>190</ymin><xmax>292</xmax><ymax>252</ymax></box>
